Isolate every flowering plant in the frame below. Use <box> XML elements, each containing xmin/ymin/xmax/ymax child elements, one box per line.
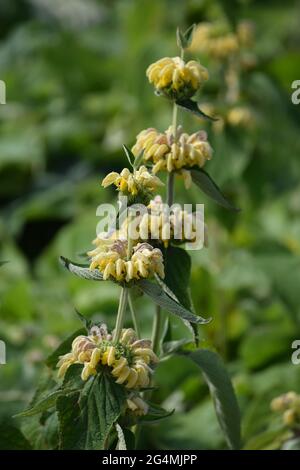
<box><xmin>16</xmin><ymin>25</ymin><xmax>241</xmax><ymax>450</ymax></box>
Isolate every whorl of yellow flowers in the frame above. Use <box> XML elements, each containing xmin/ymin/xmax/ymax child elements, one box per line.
<box><xmin>146</xmin><ymin>56</ymin><xmax>208</xmax><ymax>99</ymax></box>
<box><xmin>120</xmin><ymin>195</ymin><xmax>205</xmax><ymax>248</ymax></box>
<box><xmin>87</xmin><ymin>239</ymin><xmax>165</xmax><ymax>282</ymax></box>
<box><xmin>132</xmin><ymin>125</ymin><xmax>212</xmax><ymax>187</ymax></box>
<box><xmin>57</xmin><ymin>325</ymin><xmax>158</xmax><ymax>389</ymax></box>
<box><xmin>189</xmin><ymin>23</ymin><xmax>239</xmax><ymax>60</ymax></box>
<box><xmin>102</xmin><ymin>166</ymin><xmax>163</xmax><ymax>197</ymax></box>
<box><xmin>271</xmin><ymin>391</ymin><xmax>300</xmax><ymax>427</ymax></box>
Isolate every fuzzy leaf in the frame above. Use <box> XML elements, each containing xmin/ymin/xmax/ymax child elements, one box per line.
<box><xmin>139</xmin><ymin>403</ymin><xmax>174</xmax><ymax>423</ymax></box>
<box><xmin>191</xmin><ymin>168</ymin><xmax>240</xmax><ymax>212</ymax></box>
<box><xmin>14</xmin><ymin>390</ymin><xmax>65</xmax><ymax>418</ymax></box>
<box><xmin>137</xmin><ymin>279</ymin><xmax>210</xmax><ymax>325</ymax></box>
<box><xmin>163</xmin><ymin>246</ymin><xmax>191</xmax><ymax>309</ymax></box>
<box><xmin>185</xmin><ymin>349</ymin><xmax>241</xmax><ymax>450</ymax></box>
<box><xmin>57</xmin><ymin>372</ymin><xmax>127</xmax><ymax>450</ymax></box>
<box><xmin>176</xmin><ymin>24</ymin><xmax>196</xmax><ymax>49</ymax></box>
<box><xmin>176</xmin><ymin>98</ymin><xmax>218</xmax><ymax>121</ymax></box>
<box><xmin>60</xmin><ymin>256</ymin><xmax>103</xmax><ymax>281</ymax></box>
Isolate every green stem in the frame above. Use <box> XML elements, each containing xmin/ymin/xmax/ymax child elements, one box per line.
<box><xmin>167</xmin><ymin>172</ymin><xmax>174</xmax><ymax>207</ymax></box>
<box><xmin>172</xmin><ymin>101</ymin><xmax>178</xmax><ymax>142</ymax></box>
<box><xmin>113</xmin><ymin>287</ymin><xmax>129</xmax><ymax>343</ymax></box>
<box><xmin>128</xmin><ymin>292</ymin><xmax>141</xmax><ymax>338</ymax></box>
<box><xmin>151</xmin><ymin>305</ymin><xmax>162</xmax><ymax>354</ymax></box>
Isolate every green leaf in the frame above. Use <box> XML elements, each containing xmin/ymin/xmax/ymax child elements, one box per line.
<box><xmin>191</xmin><ymin>168</ymin><xmax>240</xmax><ymax>212</ymax></box>
<box><xmin>123</xmin><ymin>144</ymin><xmax>134</xmax><ymax>168</ymax></box>
<box><xmin>139</xmin><ymin>403</ymin><xmax>174</xmax><ymax>423</ymax></box>
<box><xmin>163</xmin><ymin>246</ymin><xmax>191</xmax><ymax>309</ymax></box>
<box><xmin>59</xmin><ymin>256</ymin><xmax>104</xmax><ymax>281</ymax></box>
<box><xmin>244</xmin><ymin>427</ymin><xmax>289</xmax><ymax>450</ymax></box>
<box><xmin>162</xmin><ymin>339</ymin><xmax>193</xmax><ymax>356</ymax></box>
<box><xmin>57</xmin><ymin>372</ymin><xmax>127</xmax><ymax>450</ymax></box>
<box><xmin>16</xmin><ymin>365</ymin><xmax>84</xmax><ymax>419</ymax></box>
<box><xmin>137</xmin><ymin>279</ymin><xmax>210</xmax><ymax>325</ymax></box>
<box><xmin>176</xmin><ymin>98</ymin><xmax>218</xmax><ymax>121</ymax></box>
<box><xmin>75</xmin><ymin>309</ymin><xmax>92</xmax><ymax>330</ymax></box>
<box><xmin>0</xmin><ymin>424</ymin><xmax>32</xmax><ymax>450</ymax></box>
<box><xmin>176</xmin><ymin>24</ymin><xmax>196</xmax><ymax>49</ymax></box>
<box><xmin>46</xmin><ymin>328</ymin><xmax>86</xmax><ymax>369</ymax></box>
<box><xmin>0</xmin><ymin>261</ymin><xmax>8</xmax><ymax>267</ymax></box>
<box><xmin>14</xmin><ymin>390</ymin><xmax>63</xmax><ymax>418</ymax></box>
<box><xmin>185</xmin><ymin>349</ymin><xmax>241</xmax><ymax>450</ymax></box>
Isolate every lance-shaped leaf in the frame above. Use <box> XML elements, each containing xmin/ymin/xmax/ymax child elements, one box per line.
<box><xmin>176</xmin><ymin>98</ymin><xmax>218</xmax><ymax>121</ymax></box>
<box><xmin>14</xmin><ymin>390</ymin><xmax>66</xmax><ymax>418</ymax></box>
<box><xmin>57</xmin><ymin>371</ymin><xmax>127</xmax><ymax>450</ymax></box>
<box><xmin>183</xmin><ymin>349</ymin><xmax>241</xmax><ymax>450</ymax></box>
<box><xmin>163</xmin><ymin>246</ymin><xmax>191</xmax><ymax>309</ymax></box>
<box><xmin>138</xmin><ymin>403</ymin><xmax>174</xmax><ymax>423</ymax></box>
<box><xmin>136</xmin><ymin>279</ymin><xmax>210</xmax><ymax>325</ymax></box>
<box><xmin>60</xmin><ymin>256</ymin><xmax>103</xmax><ymax>281</ymax></box>
<box><xmin>123</xmin><ymin>144</ymin><xmax>134</xmax><ymax>168</ymax></box>
<box><xmin>176</xmin><ymin>24</ymin><xmax>196</xmax><ymax>50</ymax></box>
<box><xmin>191</xmin><ymin>168</ymin><xmax>240</xmax><ymax>212</ymax></box>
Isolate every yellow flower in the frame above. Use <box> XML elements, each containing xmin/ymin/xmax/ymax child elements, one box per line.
<box><xmin>126</xmin><ymin>394</ymin><xmax>149</xmax><ymax>416</ymax></box>
<box><xmin>88</xmin><ymin>239</ymin><xmax>164</xmax><ymax>282</ymax></box>
<box><xmin>132</xmin><ymin>126</ymin><xmax>212</xmax><ymax>186</ymax></box>
<box><xmin>189</xmin><ymin>23</ymin><xmax>239</xmax><ymax>61</ymax></box>
<box><xmin>56</xmin><ymin>325</ymin><xmax>158</xmax><ymax>391</ymax></box>
<box><xmin>146</xmin><ymin>56</ymin><xmax>208</xmax><ymax>99</ymax></box>
<box><xmin>120</xmin><ymin>195</ymin><xmax>207</xmax><ymax>248</ymax></box>
<box><xmin>226</xmin><ymin>106</ymin><xmax>255</xmax><ymax>128</ymax></box>
<box><xmin>271</xmin><ymin>391</ymin><xmax>300</xmax><ymax>428</ymax></box>
<box><xmin>102</xmin><ymin>166</ymin><xmax>163</xmax><ymax>198</ymax></box>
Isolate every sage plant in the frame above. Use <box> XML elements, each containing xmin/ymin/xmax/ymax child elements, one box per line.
<box><xmin>17</xmin><ymin>26</ymin><xmax>241</xmax><ymax>451</ymax></box>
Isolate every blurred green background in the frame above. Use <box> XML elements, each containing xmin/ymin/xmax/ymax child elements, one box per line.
<box><xmin>1</xmin><ymin>0</ymin><xmax>300</xmax><ymax>450</ymax></box>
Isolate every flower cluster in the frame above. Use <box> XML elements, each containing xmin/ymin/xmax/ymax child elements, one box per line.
<box><xmin>189</xmin><ymin>23</ymin><xmax>239</xmax><ymax>61</ymax></box>
<box><xmin>57</xmin><ymin>325</ymin><xmax>158</xmax><ymax>389</ymax></box>
<box><xmin>226</xmin><ymin>106</ymin><xmax>255</xmax><ymax>128</ymax></box>
<box><xmin>120</xmin><ymin>196</ymin><xmax>206</xmax><ymax>248</ymax></box>
<box><xmin>88</xmin><ymin>239</ymin><xmax>164</xmax><ymax>282</ymax></box>
<box><xmin>132</xmin><ymin>125</ymin><xmax>212</xmax><ymax>187</ymax></box>
<box><xmin>102</xmin><ymin>166</ymin><xmax>163</xmax><ymax>200</ymax></box>
<box><xmin>146</xmin><ymin>56</ymin><xmax>208</xmax><ymax>100</ymax></box>
<box><xmin>271</xmin><ymin>391</ymin><xmax>300</xmax><ymax>427</ymax></box>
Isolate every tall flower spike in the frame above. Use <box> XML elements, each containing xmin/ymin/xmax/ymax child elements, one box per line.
<box><xmin>146</xmin><ymin>57</ymin><xmax>208</xmax><ymax>100</ymax></box>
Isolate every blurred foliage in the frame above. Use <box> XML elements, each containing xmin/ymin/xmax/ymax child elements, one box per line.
<box><xmin>0</xmin><ymin>0</ymin><xmax>300</xmax><ymax>450</ymax></box>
